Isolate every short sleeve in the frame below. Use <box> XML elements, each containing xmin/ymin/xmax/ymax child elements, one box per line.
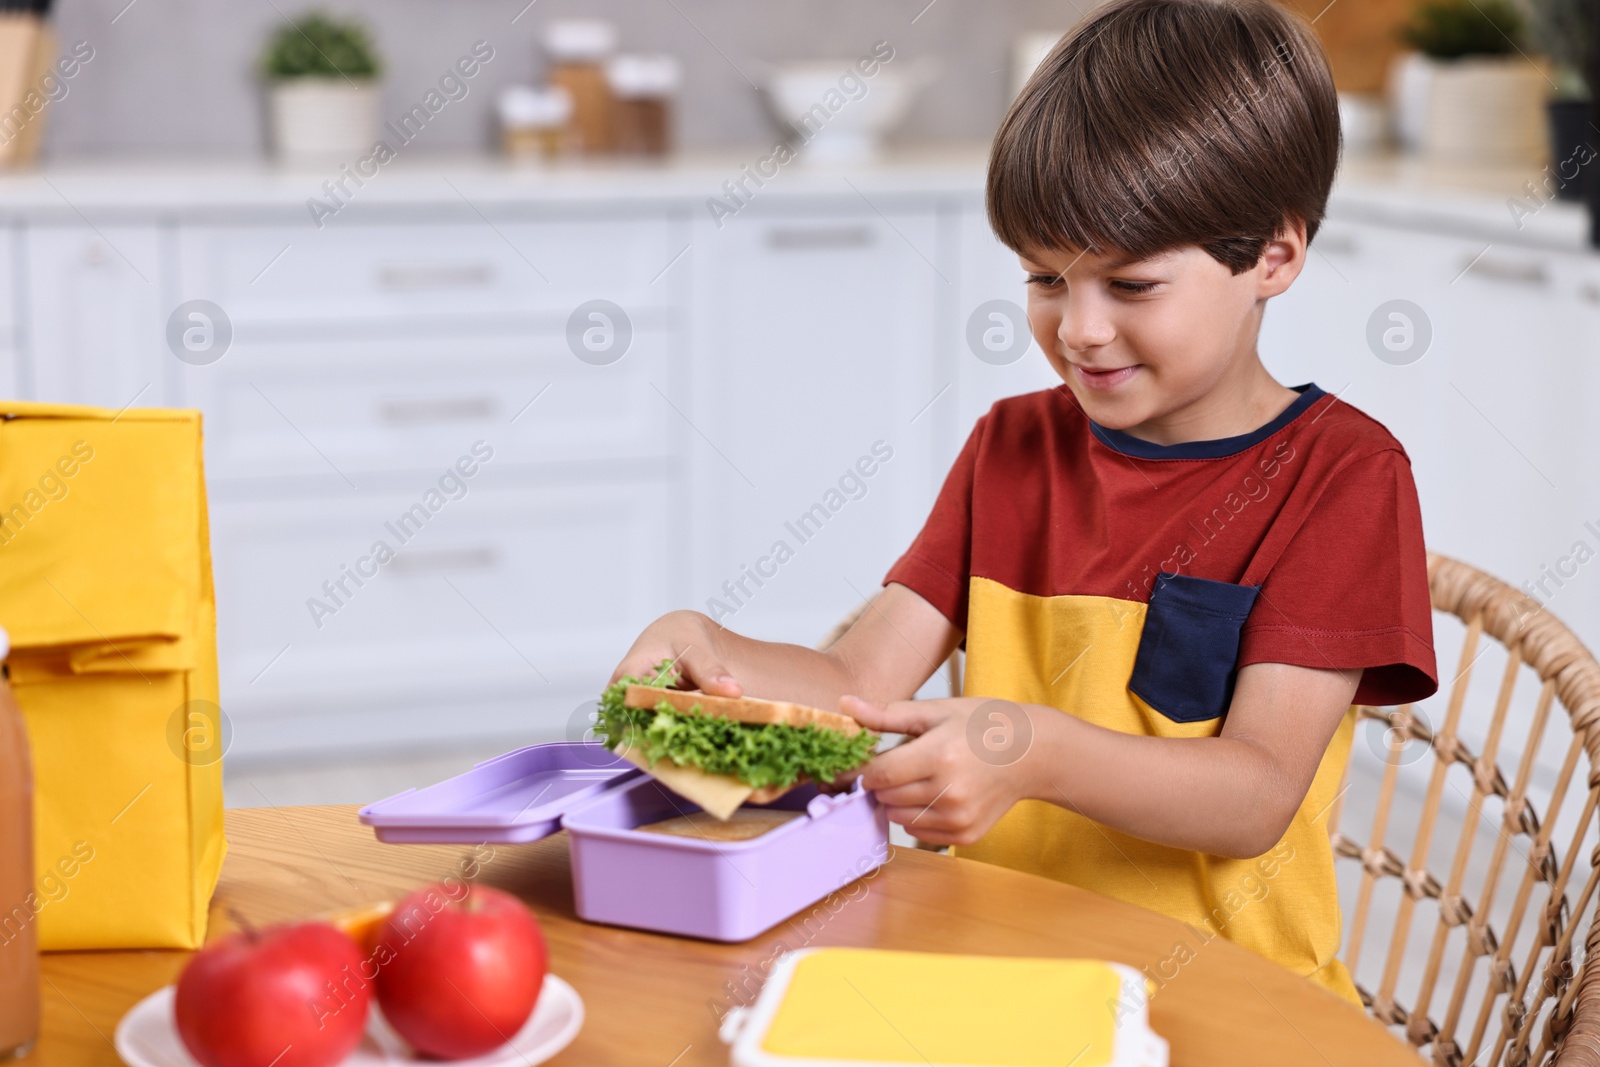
<box><xmin>882</xmin><ymin>416</ymin><xmax>984</xmax><ymax>633</ymax></box>
<box><xmin>1238</xmin><ymin>448</ymin><xmax>1438</xmax><ymax>706</ymax></box>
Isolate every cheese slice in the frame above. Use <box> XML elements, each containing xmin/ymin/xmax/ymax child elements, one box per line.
<box><xmin>623</xmin><ymin>684</ymin><xmax>864</xmax><ymax>735</ymax></box>
<box><xmin>616</xmin><ymin>744</ymin><xmax>754</xmax><ymax>820</ymax></box>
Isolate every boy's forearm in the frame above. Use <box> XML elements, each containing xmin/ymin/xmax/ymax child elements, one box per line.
<box><xmin>692</xmin><ymin>615</ymin><xmax>863</xmax><ymax>710</ymax></box>
<box><xmin>1020</xmin><ymin>705</ymin><xmax>1293</xmax><ymax>859</ymax></box>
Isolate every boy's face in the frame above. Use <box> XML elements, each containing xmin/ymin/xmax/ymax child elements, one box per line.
<box><xmin>1019</xmin><ymin>232</ymin><xmax>1303</xmax><ymax>441</ymax></box>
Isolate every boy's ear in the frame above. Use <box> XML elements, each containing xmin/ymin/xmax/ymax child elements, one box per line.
<box><xmin>1256</xmin><ymin>217</ymin><xmax>1308</xmax><ymax>299</ymax></box>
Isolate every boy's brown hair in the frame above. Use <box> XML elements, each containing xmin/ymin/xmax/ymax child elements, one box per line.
<box><xmin>989</xmin><ymin>0</ymin><xmax>1340</xmax><ymax>274</ymax></box>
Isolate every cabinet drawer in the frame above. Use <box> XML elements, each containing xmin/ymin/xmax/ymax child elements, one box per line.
<box><xmin>213</xmin><ymin>476</ymin><xmax>685</xmax><ymax>719</ymax></box>
<box><xmin>185</xmin><ymin>329</ymin><xmax>682</xmax><ymax>480</ymax></box>
<box><xmin>22</xmin><ymin>225</ymin><xmax>165</xmax><ymax>409</ymax></box>
<box><xmin>178</xmin><ymin>218</ymin><xmax>685</xmax><ymax>325</ymax></box>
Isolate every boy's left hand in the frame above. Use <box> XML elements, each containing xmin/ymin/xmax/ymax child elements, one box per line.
<box><xmin>839</xmin><ymin>694</ymin><xmax>1038</xmax><ymax>847</ymax></box>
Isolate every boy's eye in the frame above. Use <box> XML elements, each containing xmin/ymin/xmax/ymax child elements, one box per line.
<box><xmin>1111</xmin><ymin>279</ymin><xmax>1160</xmax><ymax>295</ymax></box>
<box><xmin>1025</xmin><ymin>273</ymin><xmax>1063</xmax><ymax>289</ymax></box>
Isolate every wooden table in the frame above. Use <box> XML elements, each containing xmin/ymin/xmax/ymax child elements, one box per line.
<box><xmin>35</xmin><ymin>805</ymin><xmax>1419</xmax><ymax>1066</ymax></box>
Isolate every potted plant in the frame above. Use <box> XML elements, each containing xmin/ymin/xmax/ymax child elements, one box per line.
<box><xmin>1528</xmin><ymin>0</ymin><xmax>1597</xmax><ymax>201</ymax></box>
<box><xmin>261</xmin><ymin>12</ymin><xmax>383</xmax><ymax>162</ymax></box>
<box><xmin>1390</xmin><ymin>0</ymin><xmax>1546</xmax><ymax>165</ymax></box>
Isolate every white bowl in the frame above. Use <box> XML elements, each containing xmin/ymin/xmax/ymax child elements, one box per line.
<box><xmin>114</xmin><ymin>974</ymin><xmax>584</xmax><ymax>1067</ymax></box>
<box><xmin>762</xmin><ymin>59</ymin><xmax>932</xmax><ymax>163</ymax></box>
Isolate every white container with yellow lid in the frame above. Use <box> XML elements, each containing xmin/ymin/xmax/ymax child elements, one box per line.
<box><xmin>718</xmin><ymin>947</ymin><xmax>1168</xmax><ymax>1067</ymax></box>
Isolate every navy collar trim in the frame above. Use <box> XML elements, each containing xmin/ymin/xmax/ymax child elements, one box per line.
<box><xmin>1088</xmin><ymin>383</ymin><xmax>1327</xmax><ymax>460</ymax></box>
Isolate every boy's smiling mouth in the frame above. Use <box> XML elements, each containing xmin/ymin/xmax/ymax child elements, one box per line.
<box><xmin>1070</xmin><ymin>363</ymin><xmax>1140</xmax><ymax>391</ymax></box>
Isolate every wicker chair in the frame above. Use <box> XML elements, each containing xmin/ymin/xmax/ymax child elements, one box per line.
<box><xmin>1331</xmin><ymin>553</ymin><xmax>1600</xmax><ymax>1066</ymax></box>
<box><xmin>821</xmin><ymin>552</ymin><xmax>1600</xmax><ymax>1065</ymax></box>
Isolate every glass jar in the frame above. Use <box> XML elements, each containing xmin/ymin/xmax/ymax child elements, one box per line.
<box><xmin>606</xmin><ymin>54</ymin><xmax>681</xmax><ymax>157</ymax></box>
<box><xmin>500</xmin><ymin>85</ymin><xmax>574</xmax><ymax>161</ymax></box>
<box><xmin>543</xmin><ymin>19</ymin><xmax>618</xmax><ymax>155</ymax></box>
<box><xmin>0</xmin><ymin>627</ymin><xmax>38</xmax><ymax>1061</ymax></box>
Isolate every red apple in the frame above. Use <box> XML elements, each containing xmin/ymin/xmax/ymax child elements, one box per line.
<box><xmin>174</xmin><ymin>921</ymin><xmax>371</xmax><ymax>1067</ymax></box>
<box><xmin>373</xmin><ymin>883</ymin><xmax>547</xmax><ymax>1059</ymax></box>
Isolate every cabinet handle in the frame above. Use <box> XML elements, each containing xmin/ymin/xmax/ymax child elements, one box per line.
<box><xmin>1461</xmin><ymin>254</ymin><xmax>1549</xmax><ymax>287</ymax></box>
<box><xmin>389</xmin><ymin>546</ymin><xmax>499</xmax><ymax>574</ymax></box>
<box><xmin>765</xmin><ymin>225</ymin><xmax>875</xmax><ymax>251</ymax></box>
<box><xmin>379</xmin><ymin>397</ymin><xmax>496</xmax><ymax>424</ymax></box>
<box><xmin>376</xmin><ymin>264</ymin><xmax>495</xmax><ymax>290</ymax></box>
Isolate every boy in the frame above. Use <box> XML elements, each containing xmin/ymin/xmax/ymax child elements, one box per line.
<box><xmin>611</xmin><ymin>0</ymin><xmax>1436</xmax><ymax>1005</ymax></box>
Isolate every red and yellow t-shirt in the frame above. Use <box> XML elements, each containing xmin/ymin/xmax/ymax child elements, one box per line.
<box><xmin>884</xmin><ymin>383</ymin><xmax>1438</xmax><ymax>1004</ymax></box>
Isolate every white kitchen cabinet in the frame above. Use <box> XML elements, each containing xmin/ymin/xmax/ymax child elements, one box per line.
<box><xmin>0</xmin><ymin>225</ymin><xmax>13</xmax><ymax>341</ymax></box>
<box><xmin>1422</xmin><ymin>241</ymin><xmax>1592</xmax><ymax>588</ymax></box>
<box><xmin>176</xmin><ymin>217</ymin><xmax>687</xmax><ymax>329</ymax></box>
<box><xmin>180</xmin><ymin>328</ymin><xmax>685</xmax><ymax>484</ymax></box>
<box><xmin>1262</xmin><ymin>218</ymin><xmax>1443</xmax><ymax>448</ymax></box>
<box><xmin>952</xmin><ymin>206</ymin><xmax>1060</xmax><ymax>455</ymax></box>
<box><xmin>0</xmin><ymin>224</ymin><xmax>16</xmax><ymax>397</ymax></box>
<box><xmin>22</xmin><ymin>225</ymin><xmax>165</xmax><ymax>410</ymax></box>
<box><xmin>1566</xmin><ymin>266</ymin><xmax>1600</xmax><ymax>659</ymax></box>
<box><xmin>168</xmin><ymin>211</ymin><xmax>698</xmax><ymax>761</ymax></box>
<box><xmin>686</xmin><ymin>205</ymin><xmax>948</xmax><ymax>652</ymax></box>
<box><xmin>1456</xmin><ymin>248</ymin><xmax>1600</xmax><ymax>643</ymax></box>
<box><xmin>211</xmin><ymin>473</ymin><xmax>686</xmax><ymax>757</ymax></box>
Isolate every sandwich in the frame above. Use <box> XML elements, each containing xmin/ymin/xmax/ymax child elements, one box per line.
<box><xmin>595</xmin><ymin>660</ymin><xmax>877</xmax><ymax>819</ymax></box>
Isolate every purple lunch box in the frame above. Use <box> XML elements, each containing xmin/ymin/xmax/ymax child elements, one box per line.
<box><xmin>562</xmin><ymin>773</ymin><xmax>890</xmax><ymax>942</ymax></box>
<box><xmin>358</xmin><ymin>742</ymin><xmax>641</xmax><ymax>844</ymax></box>
<box><xmin>357</xmin><ymin>741</ymin><xmax>890</xmax><ymax>942</ymax></box>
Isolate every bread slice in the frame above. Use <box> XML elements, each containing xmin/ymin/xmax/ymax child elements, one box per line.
<box><xmin>621</xmin><ymin>685</ymin><xmax>865</xmax><ymax>736</ymax></box>
<box><xmin>746</xmin><ymin>783</ymin><xmax>796</xmax><ymax>803</ymax></box>
<box><xmin>616</xmin><ymin>686</ymin><xmax>865</xmax><ymax>819</ymax></box>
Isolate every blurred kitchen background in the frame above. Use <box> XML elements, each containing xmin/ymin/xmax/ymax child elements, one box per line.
<box><xmin>2</xmin><ymin>0</ymin><xmax>1599</xmax><ymax>949</ymax></box>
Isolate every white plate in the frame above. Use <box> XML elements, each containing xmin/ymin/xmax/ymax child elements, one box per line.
<box><xmin>114</xmin><ymin>974</ymin><xmax>584</xmax><ymax>1067</ymax></box>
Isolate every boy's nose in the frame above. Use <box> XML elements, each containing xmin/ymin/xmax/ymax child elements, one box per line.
<box><xmin>1057</xmin><ymin>305</ymin><xmax>1116</xmax><ymax>352</ymax></box>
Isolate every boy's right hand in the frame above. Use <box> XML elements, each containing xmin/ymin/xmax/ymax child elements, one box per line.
<box><xmin>608</xmin><ymin>610</ymin><xmax>746</xmax><ymax>698</ymax></box>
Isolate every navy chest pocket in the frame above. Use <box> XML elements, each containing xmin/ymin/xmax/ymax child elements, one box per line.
<box><xmin>1128</xmin><ymin>572</ymin><xmax>1261</xmax><ymax>723</ymax></box>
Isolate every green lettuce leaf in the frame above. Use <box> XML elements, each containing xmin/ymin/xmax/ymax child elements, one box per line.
<box><xmin>595</xmin><ymin>660</ymin><xmax>876</xmax><ymax>791</ymax></box>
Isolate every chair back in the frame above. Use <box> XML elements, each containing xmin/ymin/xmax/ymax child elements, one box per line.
<box><xmin>1331</xmin><ymin>553</ymin><xmax>1600</xmax><ymax>1066</ymax></box>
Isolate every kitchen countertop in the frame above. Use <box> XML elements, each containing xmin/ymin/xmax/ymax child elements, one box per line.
<box><xmin>1334</xmin><ymin>152</ymin><xmax>1591</xmax><ymax>253</ymax></box>
<box><xmin>0</xmin><ymin>145</ymin><xmax>998</xmax><ymax>213</ymax></box>
<box><xmin>0</xmin><ymin>143</ymin><xmax>1589</xmax><ymax>252</ymax></box>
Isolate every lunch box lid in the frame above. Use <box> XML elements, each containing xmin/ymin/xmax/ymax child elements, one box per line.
<box><xmin>718</xmin><ymin>948</ymin><xmax>1169</xmax><ymax>1067</ymax></box>
<box><xmin>358</xmin><ymin>742</ymin><xmax>643</xmax><ymax>844</ymax></box>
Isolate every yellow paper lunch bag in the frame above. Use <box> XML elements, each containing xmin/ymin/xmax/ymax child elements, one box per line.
<box><xmin>0</xmin><ymin>400</ymin><xmax>225</xmax><ymax>950</ymax></box>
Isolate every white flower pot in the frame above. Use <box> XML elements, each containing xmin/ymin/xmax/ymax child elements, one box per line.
<box><xmin>267</xmin><ymin>79</ymin><xmax>380</xmax><ymax>162</ymax></box>
<box><xmin>1418</xmin><ymin>56</ymin><xmax>1546</xmax><ymax>166</ymax></box>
